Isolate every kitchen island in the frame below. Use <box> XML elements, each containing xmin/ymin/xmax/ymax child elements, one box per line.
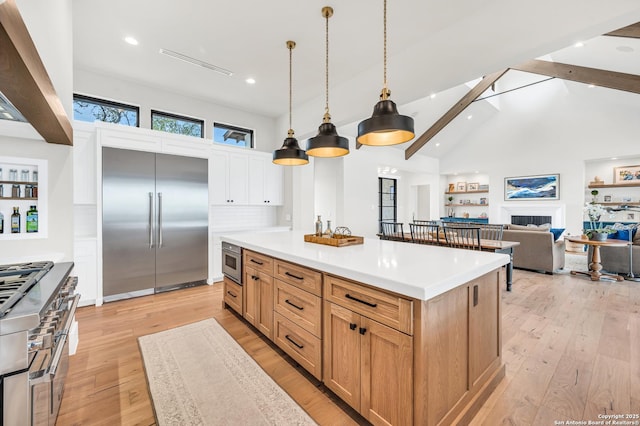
<box><xmin>221</xmin><ymin>231</ymin><xmax>509</xmax><ymax>426</ymax></box>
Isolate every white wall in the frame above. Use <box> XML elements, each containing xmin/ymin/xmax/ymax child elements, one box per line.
<box><xmin>74</xmin><ymin>69</ymin><xmax>279</xmax><ymax>153</ymax></box>
<box><xmin>585</xmin><ymin>156</ymin><xmax>640</xmax><ymax>223</ymax></box>
<box><xmin>0</xmin><ymin>1</ymin><xmax>74</xmax><ymax>262</ymax></box>
<box><xmin>438</xmin><ymin>78</ymin><xmax>640</xmax><ymax>235</ymax></box>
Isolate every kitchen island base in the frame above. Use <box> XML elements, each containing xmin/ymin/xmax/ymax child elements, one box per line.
<box><xmin>221</xmin><ymin>245</ymin><xmax>504</xmax><ymax>425</ymax></box>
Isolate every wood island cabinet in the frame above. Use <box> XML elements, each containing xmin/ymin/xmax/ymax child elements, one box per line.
<box><xmin>229</xmin><ymin>245</ymin><xmax>504</xmax><ymax>426</ymax></box>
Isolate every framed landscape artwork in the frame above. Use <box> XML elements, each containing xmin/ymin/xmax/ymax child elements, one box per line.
<box><xmin>614</xmin><ymin>165</ymin><xmax>640</xmax><ymax>184</ymax></box>
<box><xmin>505</xmin><ymin>174</ymin><xmax>559</xmax><ymax>200</ymax></box>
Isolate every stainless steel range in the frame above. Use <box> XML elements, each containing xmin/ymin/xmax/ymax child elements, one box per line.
<box><xmin>0</xmin><ymin>261</ymin><xmax>79</xmax><ymax>426</ymax></box>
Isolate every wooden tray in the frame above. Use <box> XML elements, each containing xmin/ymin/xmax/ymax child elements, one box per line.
<box><xmin>304</xmin><ymin>234</ymin><xmax>364</xmax><ymax>247</ymax></box>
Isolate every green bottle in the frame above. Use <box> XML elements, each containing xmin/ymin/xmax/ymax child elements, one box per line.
<box><xmin>26</xmin><ymin>205</ymin><xmax>38</xmax><ymax>233</ymax></box>
<box><xmin>11</xmin><ymin>207</ymin><xmax>20</xmax><ymax>233</ymax></box>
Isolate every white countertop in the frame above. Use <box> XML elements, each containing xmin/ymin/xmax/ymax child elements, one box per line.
<box><xmin>221</xmin><ymin>231</ymin><xmax>510</xmax><ymax>301</ymax></box>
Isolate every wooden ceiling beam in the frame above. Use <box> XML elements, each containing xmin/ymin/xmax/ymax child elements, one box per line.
<box><xmin>511</xmin><ymin>59</ymin><xmax>640</xmax><ymax>94</ymax></box>
<box><xmin>605</xmin><ymin>22</ymin><xmax>640</xmax><ymax>39</ymax></box>
<box><xmin>0</xmin><ymin>0</ymin><xmax>73</xmax><ymax>145</ymax></box>
<box><xmin>404</xmin><ymin>69</ymin><xmax>508</xmax><ymax>160</ymax></box>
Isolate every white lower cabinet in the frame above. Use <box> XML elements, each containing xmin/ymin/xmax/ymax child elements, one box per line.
<box><xmin>73</xmin><ymin>239</ymin><xmax>97</xmax><ymax>306</ymax></box>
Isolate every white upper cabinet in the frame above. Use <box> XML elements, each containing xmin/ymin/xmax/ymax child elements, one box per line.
<box><xmin>210</xmin><ymin>150</ymin><xmax>249</xmax><ymax>205</ymax></box>
<box><xmin>248</xmin><ymin>154</ymin><xmax>283</xmax><ymax>205</ymax></box>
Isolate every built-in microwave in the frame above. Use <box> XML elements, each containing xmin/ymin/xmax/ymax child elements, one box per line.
<box><xmin>221</xmin><ymin>242</ymin><xmax>242</xmax><ymax>284</ymax></box>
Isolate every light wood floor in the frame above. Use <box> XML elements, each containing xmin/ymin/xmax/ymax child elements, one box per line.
<box><xmin>57</xmin><ymin>269</ymin><xmax>640</xmax><ymax>426</ymax></box>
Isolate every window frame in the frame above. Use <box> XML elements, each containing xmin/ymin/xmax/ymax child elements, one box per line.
<box><xmin>73</xmin><ymin>93</ymin><xmax>140</xmax><ymax>127</ymax></box>
<box><xmin>151</xmin><ymin>109</ymin><xmax>205</xmax><ymax>138</ymax></box>
<box><xmin>378</xmin><ymin>177</ymin><xmax>398</xmax><ymax>233</ymax></box>
<box><xmin>213</xmin><ymin>122</ymin><xmax>255</xmax><ymax>149</ymax></box>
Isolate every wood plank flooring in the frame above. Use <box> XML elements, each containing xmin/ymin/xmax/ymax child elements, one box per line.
<box><xmin>57</xmin><ymin>268</ymin><xmax>640</xmax><ymax>426</ymax></box>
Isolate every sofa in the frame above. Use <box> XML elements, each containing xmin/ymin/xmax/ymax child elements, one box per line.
<box><xmin>590</xmin><ymin>228</ymin><xmax>640</xmax><ymax>276</ymax></box>
<box><xmin>502</xmin><ymin>224</ymin><xmax>566</xmax><ymax>274</ymax></box>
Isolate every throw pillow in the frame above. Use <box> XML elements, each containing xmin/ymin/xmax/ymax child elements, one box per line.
<box><xmin>550</xmin><ymin>228</ymin><xmax>565</xmax><ymax>241</ymax></box>
<box><xmin>510</xmin><ymin>224</ymin><xmax>548</xmax><ymax>231</ymax></box>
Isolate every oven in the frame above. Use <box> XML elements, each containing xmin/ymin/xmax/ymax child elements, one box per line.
<box><xmin>221</xmin><ymin>242</ymin><xmax>242</xmax><ymax>284</ymax></box>
<box><xmin>0</xmin><ymin>261</ymin><xmax>79</xmax><ymax>426</ymax></box>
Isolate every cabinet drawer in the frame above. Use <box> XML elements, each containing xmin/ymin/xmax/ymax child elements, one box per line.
<box><xmin>274</xmin><ymin>280</ymin><xmax>321</xmax><ymax>337</ymax></box>
<box><xmin>324</xmin><ymin>274</ymin><xmax>413</xmax><ymax>335</ymax></box>
<box><xmin>274</xmin><ymin>312</ymin><xmax>322</xmax><ymax>380</ymax></box>
<box><xmin>274</xmin><ymin>260</ymin><xmax>322</xmax><ymax>296</ymax></box>
<box><xmin>223</xmin><ymin>277</ymin><xmax>243</xmax><ymax>315</ymax></box>
<box><xmin>243</xmin><ymin>250</ymin><xmax>274</xmax><ymax>275</ymax></box>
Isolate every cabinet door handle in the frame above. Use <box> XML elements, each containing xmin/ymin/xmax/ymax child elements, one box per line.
<box><xmin>473</xmin><ymin>284</ymin><xmax>478</xmax><ymax>307</ymax></box>
<box><xmin>285</xmin><ymin>271</ymin><xmax>304</xmax><ymax>281</ymax></box>
<box><xmin>345</xmin><ymin>293</ymin><xmax>377</xmax><ymax>308</ymax></box>
<box><xmin>285</xmin><ymin>299</ymin><xmax>304</xmax><ymax>310</ymax></box>
<box><xmin>359</xmin><ymin>327</ymin><xmax>367</xmax><ymax>335</ymax></box>
<box><xmin>349</xmin><ymin>323</ymin><xmax>357</xmax><ymax>331</ymax></box>
<box><xmin>250</xmin><ymin>259</ymin><xmax>264</xmax><ymax>265</ymax></box>
<box><xmin>251</xmin><ymin>275</ymin><xmax>259</xmax><ymax>281</ymax></box>
<box><xmin>157</xmin><ymin>192</ymin><xmax>163</xmax><ymax>248</ymax></box>
<box><xmin>285</xmin><ymin>335</ymin><xmax>304</xmax><ymax>349</ymax></box>
<box><xmin>148</xmin><ymin>192</ymin><xmax>154</xmax><ymax>248</ymax></box>
<box><xmin>227</xmin><ymin>291</ymin><xmax>237</xmax><ymax>298</ymax></box>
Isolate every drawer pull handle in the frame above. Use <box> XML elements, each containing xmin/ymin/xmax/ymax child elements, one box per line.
<box><xmin>285</xmin><ymin>335</ymin><xmax>304</xmax><ymax>349</ymax></box>
<box><xmin>345</xmin><ymin>293</ymin><xmax>377</xmax><ymax>308</ymax></box>
<box><xmin>251</xmin><ymin>275</ymin><xmax>259</xmax><ymax>281</ymax></box>
<box><xmin>285</xmin><ymin>271</ymin><xmax>304</xmax><ymax>280</ymax></box>
<box><xmin>227</xmin><ymin>291</ymin><xmax>237</xmax><ymax>298</ymax></box>
<box><xmin>250</xmin><ymin>259</ymin><xmax>264</xmax><ymax>265</ymax></box>
<box><xmin>285</xmin><ymin>299</ymin><xmax>304</xmax><ymax>310</ymax></box>
<box><xmin>359</xmin><ymin>327</ymin><xmax>367</xmax><ymax>335</ymax></box>
<box><xmin>349</xmin><ymin>323</ymin><xmax>357</xmax><ymax>331</ymax></box>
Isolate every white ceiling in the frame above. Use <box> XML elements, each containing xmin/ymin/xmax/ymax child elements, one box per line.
<box><xmin>72</xmin><ymin>0</ymin><xmax>640</xmax><ymax>138</ymax></box>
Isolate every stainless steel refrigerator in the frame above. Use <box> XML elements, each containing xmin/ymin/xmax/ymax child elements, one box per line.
<box><xmin>102</xmin><ymin>147</ymin><xmax>208</xmax><ymax>301</ymax></box>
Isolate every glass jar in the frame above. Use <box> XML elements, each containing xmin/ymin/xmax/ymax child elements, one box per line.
<box><xmin>9</xmin><ymin>169</ymin><xmax>17</xmax><ymax>181</ymax></box>
<box><xmin>24</xmin><ymin>185</ymin><xmax>33</xmax><ymax>198</ymax></box>
<box><xmin>11</xmin><ymin>184</ymin><xmax>20</xmax><ymax>198</ymax></box>
<box><xmin>21</xmin><ymin>169</ymin><xmax>29</xmax><ymax>182</ymax></box>
<box><xmin>32</xmin><ymin>170</ymin><xmax>38</xmax><ymax>182</ymax></box>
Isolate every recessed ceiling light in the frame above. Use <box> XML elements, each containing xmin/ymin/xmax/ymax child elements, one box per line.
<box><xmin>467</xmin><ymin>115</ymin><xmax>473</xmax><ymax>120</ymax></box>
<box><xmin>246</xmin><ymin>78</ymin><xmax>256</xmax><ymax>85</ymax></box>
<box><xmin>430</xmin><ymin>93</ymin><xmax>436</xmax><ymax>99</ymax></box>
<box><xmin>475</xmin><ymin>171</ymin><xmax>479</xmax><ymax>173</ymax></box>
<box><xmin>124</xmin><ymin>36</ymin><xmax>139</xmax><ymax>46</ymax></box>
<box><xmin>588</xmin><ymin>84</ymin><xmax>595</xmax><ymax>88</ymax></box>
<box><xmin>611</xmin><ymin>157</ymin><xmax>618</xmax><ymax>160</ymax></box>
<box><xmin>435</xmin><ymin>143</ymin><xmax>440</xmax><ymax>147</ymax></box>
<box><xmin>574</xmin><ymin>42</ymin><xmax>584</xmax><ymax>48</ymax></box>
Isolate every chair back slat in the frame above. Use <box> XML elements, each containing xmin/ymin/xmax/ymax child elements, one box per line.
<box><xmin>443</xmin><ymin>225</ymin><xmax>482</xmax><ymax>250</ymax></box>
<box><xmin>381</xmin><ymin>222</ymin><xmax>405</xmax><ymax>241</ymax></box>
<box><xmin>478</xmin><ymin>223</ymin><xmax>504</xmax><ymax>240</ymax></box>
<box><xmin>409</xmin><ymin>223</ymin><xmax>441</xmax><ymax>245</ymax></box>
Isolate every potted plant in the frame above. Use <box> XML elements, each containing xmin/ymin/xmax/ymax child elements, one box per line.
<box><xmin>447</xmin><ymin>196</ymin><xmax>454</xmax><ymax>217</ymax></box>
<box><xmin>583</xmin><ymin>203</ymin><xmax>614</xmax><ymax>240</ymax></box>
<box><xmin>591</xmin><ymin>189</ymin><xmax>599</xmax><ymax>203</ymax></box>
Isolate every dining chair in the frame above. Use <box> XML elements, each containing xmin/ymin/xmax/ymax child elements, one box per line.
<box><xmin>380</xmin><ymin>222</ymin><xmax>405</xmax><ymax>241</ymax></box>
<box><xmin>442</xmin><ymin>225</ymin><xmax>482</xmax><ymax>250</ymax></box>
<box><xmin>478</xmin><ymin>223</ymin><xmax>504</xmax><ymax>241</ymax></box>
<box><xmin>409</xmin><ymin>223</ymin><xmax>441</xmax><ymax>245</ymax></box>
<box><xmin>412</xmin><ymin>219</ymin><xmax>439</xmax><ymax>226</ymax></box>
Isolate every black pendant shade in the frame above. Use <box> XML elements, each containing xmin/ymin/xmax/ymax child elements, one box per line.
<box><xmin>357</xmin><ymin>98</ymin><xmax>415</xmax><ymax>146</ymax></box>
<box><xmin>306</xmin><ymin>122</ymin><xmax>349</xmax><ymax>158</ymax></box>
<box><xmin>273</xmin><ymin>132</ymin><xmax>309</xmax><ymax>166</ymax></box>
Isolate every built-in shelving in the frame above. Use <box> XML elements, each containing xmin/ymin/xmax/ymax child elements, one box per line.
<box><xmin>445</xmin><ymin>190</ymin><xmax>489</xmax><ymax>194</ymax></box>
<box><xmin>588</xmin><ymin>183</ymin><xmax>640</xmax><ymax>189</ymax></box>
<box><xmin>445</xmin><ymin>203</ymin><xmax>489</xmax><ymax>207</ymax></box>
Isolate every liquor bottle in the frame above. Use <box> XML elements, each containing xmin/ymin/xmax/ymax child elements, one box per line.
<box><xmin>315</xmin><ymin>215</ymin><xmax>323</xmax><ymax>236</ymax></box>
<box><xmin>0</xmin><ymin>210</ymin><xmax>4</xmax><ymax>234</ymax></box>
<box><xmin>11</xmin><ymin>207</ymin><xmax>20</xmax><ymax>233</ymax></box>
<box><xmin>26</xmin><ymin>205</ymin><xmax>38</xmax><ymax>233</ymax></box>
<box><xmin>323</xmin><ymin>220</ymin><xmax>333</xmax><ymax>238</ymax></box>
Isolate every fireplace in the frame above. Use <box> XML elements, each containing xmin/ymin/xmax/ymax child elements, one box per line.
<box><xmin>500</xmin><ymin>204</ymin><xmax>565</xmax><ymax>227</ymax></box>
<box><xmin>511</xmin><ymin>215</ymin><xmax>552</xmax><ymax>226</ymax></box>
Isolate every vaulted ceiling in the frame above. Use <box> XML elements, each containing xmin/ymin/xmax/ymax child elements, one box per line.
<box><xmin>72</xmin><ymin>1</ymin><xmax>640</xmax><ymax>147</ymax></box>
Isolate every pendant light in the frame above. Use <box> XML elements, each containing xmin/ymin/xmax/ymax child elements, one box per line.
<box><xmin>305</xmin><ymin>6</ymin><xmax>349</xmax><ymax>158</ymax></box>
<box><xmin>273</xmin><ymin>41</ymin><xmax>309</xmax><ymax>166</ymax></box>
<box><xmin>357</xmin><ymin>0</ymin><xmax>414</xmax><ymax>146</ymax></box>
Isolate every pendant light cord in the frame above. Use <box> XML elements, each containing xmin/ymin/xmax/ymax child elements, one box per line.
<box><xmin>382</xmin><ymin>0</ymin><xmax>389</xmax><ymax>100</ymax></box>
<box><xmin>325</xmin><ymin>11</ymin><xmax>330</xmax><ymax>118</ymax></box>
<box><xmin>287</xmin><ymin>41</ymin><xmax>294</xmax><ymax>136</ymax></box>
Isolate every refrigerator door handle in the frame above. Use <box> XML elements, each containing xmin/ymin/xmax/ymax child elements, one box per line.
<box><xmin>148</xmin><ymin>192</ymin><xmax>154</xmax><ymax>248</ymax></box>
<box><xmin>158</xmin><ymin>192</ymin><xmax>163</xmax><ymax>248</ymax></box>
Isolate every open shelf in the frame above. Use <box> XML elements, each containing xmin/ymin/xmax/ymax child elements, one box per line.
<box><xmin>445</xmin><ymin>203</ymin><xmax>489</xmax><ymax>207</ymax></box>
<box><xmin>445</xmin><ymin>190</ymin><xmax>489</xmax><ymax>194</ymax></box>
<box><xmin>588</xmin><ymin>183</ymin><xmax>640</xmax><ymax>189</ymax></box>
